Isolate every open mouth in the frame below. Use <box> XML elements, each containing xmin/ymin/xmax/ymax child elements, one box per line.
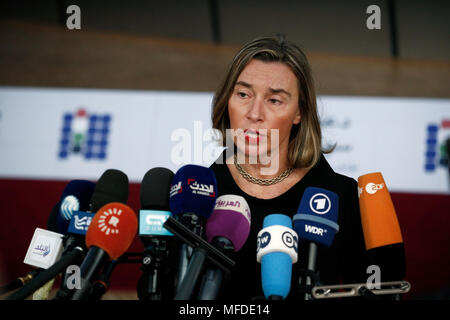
<box><xmin>244</xmin><ymin>129</ymin><xmax>263</xmax><ymax>144</ymax></box>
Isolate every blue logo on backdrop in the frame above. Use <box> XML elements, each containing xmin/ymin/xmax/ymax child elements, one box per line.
<box><xmin>58</xmin><ymin>108</ymin><xmax>111</xmax><ymax>160</ymax></box>
<box><xmin>424</xmin><ymin>121</ymin><xmax>449</xmax><ymax>172</ymax></box>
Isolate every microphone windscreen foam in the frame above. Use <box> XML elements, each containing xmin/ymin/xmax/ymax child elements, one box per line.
<box><xmin>57</xmin><ymin>180</ymin><xmax>96</xmax><ymax>233</ymax></box>
<box><xmin>169</xmin><ymin>164</ymin><xmax>217</xmax><ymax>218</ymax></box>
<box><xmin>90</xmin><ymin>169</ymin><xmax>129</xmax><ymax>213</ymax></box>
<box><xmin>85</xmin><ymin>202</ymin><xmax>138</xmax><ymax>260</ymax></box>
<box><xmin>358</xmin><ymin>172</ymin><xmax>405</xmax><ymax>280</ymax></box>
<box><xmin>205</xmin><ymin>195</ymin><xmax>251</xmax><ymax>252</ymax></box>
<box><xmin>293</xmin><ymin>187</ymin><xmax>339</xmax><ymax>247</ymax></box>
<box><xmin>140</xmin><ymin>167</ymin><xmax>174</xmax><ymax>210</ymax></box>
<box><xmin>259</xmin><ymin>214</ymin><xmax>297</xmax><ymax>299</ymax></box>
<box><xmin>358</xmin><ymin>172</ymin><xmax>403</xmax><ymax>250</ymax></box>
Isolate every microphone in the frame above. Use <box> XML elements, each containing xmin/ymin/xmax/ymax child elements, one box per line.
<box><xmin>6</xmin><ymin>181</ymin><xmax>94</xmax><ymax>300</ymax></box>
<box><xmin>52</xmin><ymin>180</ymin><xmax>95</xmax><ymax>299</ymax></box>
<box><xmin>293</xmin><ymin>187</ymin><xmax>339</xmax><ymax>300</ymax></box>
<box><xmin>0</xmin><ymin>201</ymin><xmax>60</xmax><ymax>295</ymax></box>
<box><xmin>71</xmin><ymin>202</ymin><xmax>138</xmax><ymax>300</ymax></box>
<box><xmin>56</xmin><ymin>180</ymin><xmax>96</xmax><ymax>235</ymax></box>
<box><xmin>257</xmin><ymin>214</ymin><xmax>298</xmax><ymax>300</ymax></box>
<box><xmin>90</xmin><ymin>169</ymin><xmax>129</xmax><ymax>213</ymax></box>
<box><xmin>54</xmin><ymin>169</ymin><xmax>128</xmax><ymax>300</ymax></box>
<box><xmin>358</xmin><ymin>172</ymin><xmax>405</xmax><ymax>281</ymax></box>
<box><xmin>169</xmin><ymin>164</ymin><xmax>217</xmax><ymax>295</ymax></box>
<box><xmin>197</xmin><ymin>194</ymin><xmax>251</xmax><ymax>300</ymax></box>
<box><xmin>137</xmin><ymin>167</ymin><xmax>176</xmax><ymax>300</ymax></box>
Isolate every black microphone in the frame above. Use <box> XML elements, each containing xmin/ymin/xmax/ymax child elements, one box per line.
<box><xmin>137</xmin><ymin>167</ymin><xmax>176</xmax><ymax>300</ymax></box>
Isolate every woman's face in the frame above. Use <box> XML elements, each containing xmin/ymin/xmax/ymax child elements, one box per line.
<box><xmin>228</xmin><ymin>59</ymin><xmax>301</xmax><ymax>161</ymax></box>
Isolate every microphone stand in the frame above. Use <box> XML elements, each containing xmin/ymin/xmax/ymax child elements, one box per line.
<box><xmin>138</xmin><ymin>238</ymin><xmax>171</xmax><ymax>300</ymax></box>
<box><xmin>163</xmin><ymin>217</ymin><xmax>235</xmax><ymax>300</ymax></box>
<box><xmin>304</xmin><ymin>242</ymin><xmax>318</xmax><ymax>300</ymax></box>
<box><xmin>90</xmin><ymin>252</ymin><xmax>142</xmax><ymax>300</ymax></box>
<box><xmin>0</xmin><ymin>270</ymin><xmax>41</xmax><ymax>295</ymax></box>
<box><xmin>311</xmin><ymin>280</ymin><xmax>411</xmax><ymax>299</ymax></box>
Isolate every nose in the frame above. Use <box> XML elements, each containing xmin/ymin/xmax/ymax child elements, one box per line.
<box><xmin>247</xmin><ymin>96</ymin><xmax>264</xmax><ymax>122</ymax></box>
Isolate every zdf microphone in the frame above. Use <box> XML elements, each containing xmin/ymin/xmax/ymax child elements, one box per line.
<box><xmin>257</xmin><ymin>214</ymin><xmax>298</xmax><ymax>300</ymax></box>
<box><xmin>358</xmin><ymin>172</ymin><xmax>405</xmax><ymax>281</ymax></box>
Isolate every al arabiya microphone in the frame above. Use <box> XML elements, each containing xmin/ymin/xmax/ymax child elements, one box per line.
<box><xmin>197</xmin><ymin>194</ymin><xmax>251</xmax><ymax>300</ymax></box>
<box><xmin>137</xmin><ymin>167</ymin><xmax>176</xmax><ymax>300</ymax></box>
<box><xmin>257</xmin><ymin>214</ymin><xmax>298</xmax><ymax>300</ymax></box>
<box><xmin>71</xmin><ymin>202</ymin><xmax>138</xmax><ymax>300</ymax></box>
<box><xmin>358</xmin><ymin>172</ymin><xmax>405</xmax><ymax>281</ymax></box>
<box><xmin>169</xmin><ymin>164</ymin><xmax>217</xmax><ymax>295</ymax></box>
<box><xmin>293</xmin><ymin>187</ymin><xmax>339</xmax><ymax>300</ymax></box>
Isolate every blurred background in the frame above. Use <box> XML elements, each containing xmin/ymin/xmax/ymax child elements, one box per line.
<box><xmin>0</xmin><ymin>0</ymin><xmax>449</xmax><ymax>300</ymax></box>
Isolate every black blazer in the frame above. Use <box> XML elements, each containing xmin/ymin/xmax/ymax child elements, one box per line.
<box><xmin>209</xmin><ymin>153</ymin><xmax>369</xmax><ymax>300</ymax></box>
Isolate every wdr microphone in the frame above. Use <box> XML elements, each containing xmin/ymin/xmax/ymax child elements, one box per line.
<box><xmin>293</xmin><ymin>187</ymin><xmax>339</xmax><ymax>300</ymax></box>
<box><xmin>293</xmin><ymin>187</ymin><xmax>340</xmax><ymax>247</ymax></box>
<box><xmin>138</xmin><ymin>167</ymin><xmax>175</xmax><ymax>300</ymax></box>
<box><xmin>71</xmin><ymin>202</ymin><xmax>138</xmax><ymax>300</ymax></box>
<box><xmin>169</xmin><ymin>164</ymin><xmax>217</xmax><ymax>293</ymax></box>
<box><xmin>198</xmin><ymin>195</ymin><xmax>251</xmax><ymax>300</ymax></box>
<box><xmin>257</xmin><ymin>214</ymin><xmax>298</xmax><ymax>300</ymax></box>
<box><xmin>358</xmin><ymin>172</ymin><xmax>405</xmax><ymax>281</ymax></box>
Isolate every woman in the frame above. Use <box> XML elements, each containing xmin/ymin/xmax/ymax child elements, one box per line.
<box><xmin>209</xmin><ymin>36</ymin><xmax>369</xmax><ymax>300</ymax></box>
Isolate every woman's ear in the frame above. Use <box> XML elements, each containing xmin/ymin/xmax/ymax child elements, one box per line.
<box><xmin>293</xmin><ymin>109</ymin><xmax>301</xmax><ymax>125</ymax></box>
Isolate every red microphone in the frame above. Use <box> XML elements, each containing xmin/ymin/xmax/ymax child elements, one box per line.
<box><xmin>72</xmin><ymin>202</ymin><xmax>138</xmax><ymax>300</ymax></box>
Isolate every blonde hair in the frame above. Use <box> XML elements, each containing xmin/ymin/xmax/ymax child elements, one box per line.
<box><xmin>212</xmin><ymin>36</ymin><xmax>330</xmax><ymax>169</ymax></box>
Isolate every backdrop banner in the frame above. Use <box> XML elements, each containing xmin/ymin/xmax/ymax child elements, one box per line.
<box><xmin>0</xmin><ymin>86</ymin><xmax>449</xmax><ymax>194</ymax></box>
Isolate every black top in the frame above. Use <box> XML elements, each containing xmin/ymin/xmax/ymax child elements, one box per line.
<box><xmin>209</xmin><ymin>154</ymin><xmax>369</xmax><ymax>300</ymax></box>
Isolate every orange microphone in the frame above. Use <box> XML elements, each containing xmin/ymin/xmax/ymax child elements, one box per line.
<box><xmin>72</xmin><ymin>202</ymin><xmax>138</xmax><ymax>300</ymax></box>
<box><xmin>358</xmin><ymin>172</ymin><xmax>406</xmax><ymax>281</ymax></box>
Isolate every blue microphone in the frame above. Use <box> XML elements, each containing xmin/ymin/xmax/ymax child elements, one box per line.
<box><xmin>293</xmin><ymin>187</ymin><xmax>339</xmax><ymax>300</ymax></box>
<box><xmin>169</xmin><ymin>164</ymin><xmax>217</xmax><ymax>296</ymax></box>
<box><xmin>56</xmin><ymin>180</ymin><xmax>96</xmax><ymax>235</ymax></box>
<box><xmin>257</xmin><ymin>214</ymin><xmax>298</xmax><ymax>300</ymax></box>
